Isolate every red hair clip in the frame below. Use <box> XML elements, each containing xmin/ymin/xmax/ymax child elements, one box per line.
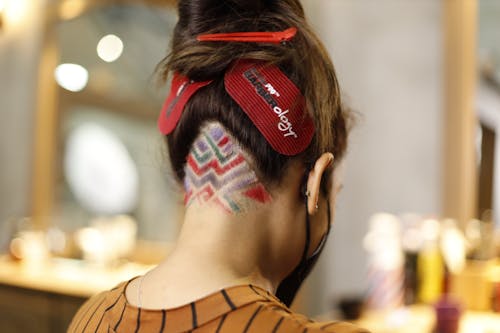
<box><xmin>158</xmin><ymin>60</ymin><xmax>314</xmax><ymax>156</ymax></box>
<box><xmin>197</xmin><ymin>27</ymin><xmax>297</xmax><ymax>44</ymax></box>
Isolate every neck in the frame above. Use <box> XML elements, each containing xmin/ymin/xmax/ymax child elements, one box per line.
<box><xmin>155</xmin><ymin>204</ymin><xmax>277</xmax><ymax>301</ymax></box>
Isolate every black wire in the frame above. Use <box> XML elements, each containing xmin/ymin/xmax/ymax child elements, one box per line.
<box><xmin>300</xmin><ymin>190</ymin><xmax>311</xmax><ymax>267</ymax></box>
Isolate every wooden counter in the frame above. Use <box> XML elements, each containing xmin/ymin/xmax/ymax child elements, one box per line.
<box><xmin>352</xmin><ymin>305</ymin><xmax>500</xmax><ymax>333</ymax></box>
<box><xmin>0</xmin><ymin>256</ymin><xmax>152</xmax><ymax>333</ymax></box>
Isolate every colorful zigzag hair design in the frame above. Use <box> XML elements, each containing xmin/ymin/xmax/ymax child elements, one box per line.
<box><xmin>184</xmin><ymin>123</ymin><xmax>272</xmax><ymax>213</ymax></box>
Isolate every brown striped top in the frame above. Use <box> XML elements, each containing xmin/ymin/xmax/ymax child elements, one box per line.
<box><xmin>68</xmin><ymin>278</ymin><xmax>369</xmax><ymax>333</ymax></box>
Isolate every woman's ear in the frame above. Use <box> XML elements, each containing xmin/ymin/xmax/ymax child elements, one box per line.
<box><xmin>306</xmin><ymin>153</ymin><xmax>334</xmax><ymax>215</ymax></box>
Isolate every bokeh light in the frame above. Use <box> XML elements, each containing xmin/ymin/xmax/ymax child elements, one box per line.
<box><xmin>97</xmin><ymin>34</ymin><xmax>124</xmax><ymax>63</ymax></box>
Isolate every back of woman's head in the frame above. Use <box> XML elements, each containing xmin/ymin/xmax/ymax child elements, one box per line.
<box><xmin>161</xmin><ymin>0</ymin><xmax>349</xmax><ymax>194</ymax></box>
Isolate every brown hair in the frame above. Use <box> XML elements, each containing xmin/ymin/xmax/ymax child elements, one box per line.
<box><xmin>160</xmin><ymin>0</ymin><xmax>350</xmax><ymax>194</ymax></box>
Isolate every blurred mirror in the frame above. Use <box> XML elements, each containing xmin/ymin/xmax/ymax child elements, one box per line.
<box><xmin>53</xmin><ymin>2</ymin><xmax>182</xmax><ymax>246</ymax></box>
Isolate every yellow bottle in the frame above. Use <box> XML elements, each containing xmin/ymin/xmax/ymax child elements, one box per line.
<box><xmin>418</xmin><ymin>244</ymin><xmax>444</xmax><ymax>303</ymax></box>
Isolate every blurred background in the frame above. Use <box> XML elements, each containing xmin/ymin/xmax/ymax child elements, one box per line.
<box><xmin>0</xmin><ymin>0</ymin><xmax>499</xmax><ymax>332</ymax></box>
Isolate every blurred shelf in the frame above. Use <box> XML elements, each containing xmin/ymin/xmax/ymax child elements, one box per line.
<box><xmin>0</xmin><ymin>255</ymin><xmax>152</xmax><ymax>298</ymax></box>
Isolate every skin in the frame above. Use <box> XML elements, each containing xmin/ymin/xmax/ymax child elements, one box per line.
<box><xmin>126</xmin><ymin>124</ymin><xmax>339</xmax><ymax>310</ymax></box>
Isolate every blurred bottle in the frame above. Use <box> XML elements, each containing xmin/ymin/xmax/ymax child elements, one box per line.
<box><xmin>417</xmin><ymin>218</ymin><xmax>444</xmax><ymax>304</ymax></box>
<box><xmin>493</xmin><ymin>282</ymin><xmax>500</xmax><ymax>313</ymax></box>
<box><xmin>364</xmin><ymin>213</ymin><xmax>405</xmax><ymax>311</ymax></box>
<box><xmin>434</xmin><ymin>296</ymin><xmax>462</xmax><ymax>333</ymax></box>
<box><xmin>434</xmin><ymin>271</ymin><xmax>462</xmax><ymax>333</ymax></box>
<box><xmin>401</xmin><ymin>213</ymin><xmax>425</xmax><ymax>305</ymax></box>
<box><xmin>8</xmin><ymin>217</ymin><xmax>50</xmax><ymax>270</ymax></box>
<box><xmin>466</xmin><ymin>212</ymin><xmax>496</xmax><ymax>261</ymax></box>
<box><xmin>337</xmin><ymin>297</ymin><xmax>364</xmax><ymax>321</ymax></box>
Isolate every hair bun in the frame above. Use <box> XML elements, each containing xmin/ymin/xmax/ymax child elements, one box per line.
<box><xmin>177</xmin><ymin>0</ymin><xmax>276</xmax><ymax>34</ymax></box>
<box><xmin>167</xmin><ymin>0</ymin><xmax>302</xmax><ymax>79</ymax></box>
<box><xmin>192</xmin><ymin>0</ymin><xmax>274</xmax><ymax>15</ymax></box>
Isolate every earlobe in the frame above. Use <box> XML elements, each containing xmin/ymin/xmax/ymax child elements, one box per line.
<box><xmin>306</xmin><ymin>153</ymin><xmax>334</xmax><ymax>215</ymax></box>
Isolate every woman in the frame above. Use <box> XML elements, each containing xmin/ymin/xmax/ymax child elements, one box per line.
<box><xmin>69</xmin><ymin>0</ymin><xmax>368</xmax><ymax>332</ymax></box>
